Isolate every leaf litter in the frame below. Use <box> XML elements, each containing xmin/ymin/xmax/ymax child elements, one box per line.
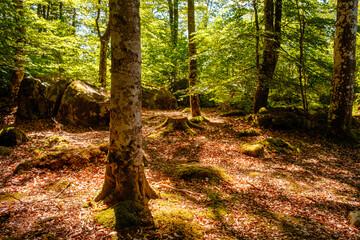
<box><xmin>0</xmin><ymin>109</ymin><xmax>360</xmax><ymax>239</ymax></box>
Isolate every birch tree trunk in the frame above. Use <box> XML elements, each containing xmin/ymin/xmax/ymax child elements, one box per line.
<box><xmin>188</xmin><ymin>0</ymin><xmax>201</xmax><ymax>117</ymax></box>
<box><xmin>95</xmin><ymin>0</ymin><xmax>157</xmax><ymax>206</ymax></box>
<box><xmin>328</xmin><ymin>0</ymin><xmax>358</xmax><ymax>136</ymax></box>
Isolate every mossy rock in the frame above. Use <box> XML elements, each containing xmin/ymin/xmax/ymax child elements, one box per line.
<box><xmin>14</xmin><ymin>144</ymin><xmax>108</xmax><ymax>174</ymax></box>
<box><xmin>174</xmin><ymin>165</ymin><xmax>224</xmax><ymax>183</ymax></box>
<box><xmin>57</xmin><ymin>80</ymin><xmax>110</xmax><ymax>127</ymax></box>
<box><xmin>244</xmin><ymin>114</ymin><xmax>272</xmax><ymax>128</ymax></box>
<box><xmin>17</xmin><ymin>76</ymin><xmax>72</xmax><ymax>119</ymax></box>
<box><xmin>272</xmin><ymin>112</ymin><xmax>304</xmax><ymax>130</ymax></box>
<box><xmin>244</xmin><ymin>107</ymin><xmax>307</xmax><ymax>130</ymax></box>
<box><xmin>0</xmin><ymin>127</ymin><xmax>29</xmax><ymax>147</ymax></box>
<box><xmin>94</xmin><ymin>200</ymin><xmax>150</xmax><ymax>229</ymax></box>
<box><xmin>257</xmin><ymin>114</ymin><xmax>273</xmax><ymax>128</ymax></box>
<box><xmin>153</xmin><ymin>207</ymin><xmax>203</xmax><ymax>239</ymax></box>
<box><xmin>220</xmin><ymin>110</ymin><xmax>246</xmax><ymax>117</ymax></box>
<box><xmin>236</xmin><ymin>129</ymin><xmax>261</xmax><ymax>137</ymax></box>
<box><xmin>0</xmin><ymin>146</ymin><xmax>12</xmax><ymax>156</ymax></box>
<box><xmin>142</xmin><ymin>85</ymin><xmax>177</xmax><ymax>110</ymax></box>
<box><xmin>241</xmin><ymin>143</ymin><xmax>264</xmax><ymax>157</ymax></box>
<box><xmin>261</xmin><ymin>138</ymin><xmax>297</xmax><ymax>155</ymax></box>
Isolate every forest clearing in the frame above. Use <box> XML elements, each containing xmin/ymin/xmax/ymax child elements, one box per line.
<box><xmin>1</xmin><ymin>108</ymin><xmax>360</xmax><ymax>239</ymax></box>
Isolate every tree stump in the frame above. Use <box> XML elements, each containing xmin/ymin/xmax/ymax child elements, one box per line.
<box><xmin>149</xmin><ymin>116</ymin><xmax>203</xmax><ymax>137</ymax></box>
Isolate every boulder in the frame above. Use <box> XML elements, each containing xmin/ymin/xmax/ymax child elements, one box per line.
<box><xmin>241</xmin><ymin>143</ymin><xmax>264</xmax><ymax>157</ymax></box>
<box><xmin>17</xmin><ymin>76</ymin><xmax>72</xmax><ymax>119</ymax></box>
<box><xmin>57</xmin><ymin>80</ymin><xmax>110</xmax><ymax>127</ymax></box>
<box><xmin>142</xmin><ymin>85</ymin><xmax>177</xmax><ymax>110</ymax></box>
<box><xmin>0</xmin><ymin>127</ymin><xmax>28</xmax><ymax>147</ymax></box>
<box><xmin>261</xmin><ymin>138</ymin><xmax>297</xmax><ymax>155</ymax></box>
<box><xmin>244</xmin><ymin>107</ymin><xmax>307</xmax><ymax>130</ymax></box>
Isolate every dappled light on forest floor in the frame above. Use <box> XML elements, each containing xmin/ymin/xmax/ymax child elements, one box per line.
<box><xmin>1</xmin><ymin>109</ymin><xmax>360</xmax><ymax>239</ymax></box>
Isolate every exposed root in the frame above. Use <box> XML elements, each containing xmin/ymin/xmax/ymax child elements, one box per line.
<box><xmin>149</xmin><ymin>116</ymin><xmax>204</xmax><ymax>138</ymax></box>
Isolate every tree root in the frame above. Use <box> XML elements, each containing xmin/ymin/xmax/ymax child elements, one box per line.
<box><xmin>149</xmin><ymin>116</ymin><xmax>204</xmax><ymax>138</ymax></box>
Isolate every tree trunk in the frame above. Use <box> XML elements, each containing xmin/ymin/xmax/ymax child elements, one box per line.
<box><xmin>168</xmin><ymin>0</ymin><xmax>179</xmax><ymax>88</ymax></box>
<box><xmin>99</xmin><ymin>36</ymin><xmax>110</xmax><ymax>88</ymax></box>
<box><xmin>188</xmin><ymin>0</ymin><xmax>201</xmax><ymax>117</ymax></box>
<box><xmin>253</xmin><ymin>0</ymin><xmax>282</xmax><ymax>113</ymax></box>
<box><xmin>328</xmin><ymin>0</ymin><xmax>358</xmax><ymax>136</ymax></box>
<box><xmin>59</xmin><ymin>2</ymin><xmax>63</xmax><ymax>22</ymax></box>
<box><xmin>96</xmin><ymin>0</ymin><xmax>111</xmax><ymax>88</ymax></box>
<box><xmin>95</xmin><ymin>0</ymin><xmax>157</xmax><ymax>206</ymax></box>
<box><xmin>11</xmin><ymin>0</ymin><xmax>25</xmax><ymax>100</ymax></box>
<box><xmin>253</xmin><ymin>0</ymin><xmax>260</xmax><ymax>75</ymax></box>
<box><xmin>296</xmin><ymin>0</ymin><xmax>308</xmax><ymax>112</ymax></box>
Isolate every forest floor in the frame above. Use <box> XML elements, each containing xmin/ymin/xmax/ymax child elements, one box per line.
<box><xmin>1</xmin><ymin>108</ymin><xmax>360</xmax><ymax>240</ymax></box>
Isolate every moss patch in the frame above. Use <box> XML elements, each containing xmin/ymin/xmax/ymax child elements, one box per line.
<box><xmin>236</xmin><ymin>129</ymin><xmax>261</xmax><ymax>137</ymax></box>
<box><xmin>261</xmin><ymin>138</ymin><xmax>297</xmax><ymax>155</ymax></box>
<box><xmin>0</xmin><ymin>127</ymin><xmax>29</xmax><ymax>147</ymax></box>
<box><xmin>153</xmin><ymin>207</ymin><xmax>203</xmax><ymax>239</ymax></box>
<box><xmin>0</xmin><ymin>146</ymin><xmax>12</xmax><ymax>156</ymax></box>
<box><xmin>93</xmin><ymin>200</ymin><xmax>148</xmax><ymax>229</ymax></box>
<box><xmin>0</xmin><ymin>193</ymin><xmax>22</xmax><ymax>202</ymax></box>
<box><xmin>47</xmin><ymin>136</ymin><xmax>68</xmax><ymax>145</ymax></box>
<box><xmin>174</xmin><ymin>165</ymin><xmax>225</xmax><ymax>183</ymax></box>
<box><xmin>241</xmin><ymin>143</ymin><xmax>264</xmax><ymax>157</ymax></box>
<box><xmin>14</xmin><ymin>144</ymin><xmax>107</xmax><ymax>174</ymax></box>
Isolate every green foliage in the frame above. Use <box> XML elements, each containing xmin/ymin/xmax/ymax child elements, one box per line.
<box><xmin>0</xmin><ymin>0</ymin><xmax>343</xmax><ymax>111</ymax></box>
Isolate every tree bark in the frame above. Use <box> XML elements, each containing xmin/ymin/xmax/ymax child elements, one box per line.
<box><xmin>188</xmin><ymin>0</ymin><xmax>201</xmax><ymax>117</ymax></box>
<box><xmin>328</xmin><ymin>0</ymin><xmax>358</xmax><ymax>136</ymax></box>
<box><xmin>11</xmin><ymin>0</ymin><xmax>25</xmax><ymax>100</ymax></box>
<box><xmin>253</xmin><ymin>0</ymin><xmax>282</xmax><ymax>113</ymax></box>
<box><xmin>95</xmin><ymin>0</ymin><xmax>157</xmax><ymax>206</ymax></box>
